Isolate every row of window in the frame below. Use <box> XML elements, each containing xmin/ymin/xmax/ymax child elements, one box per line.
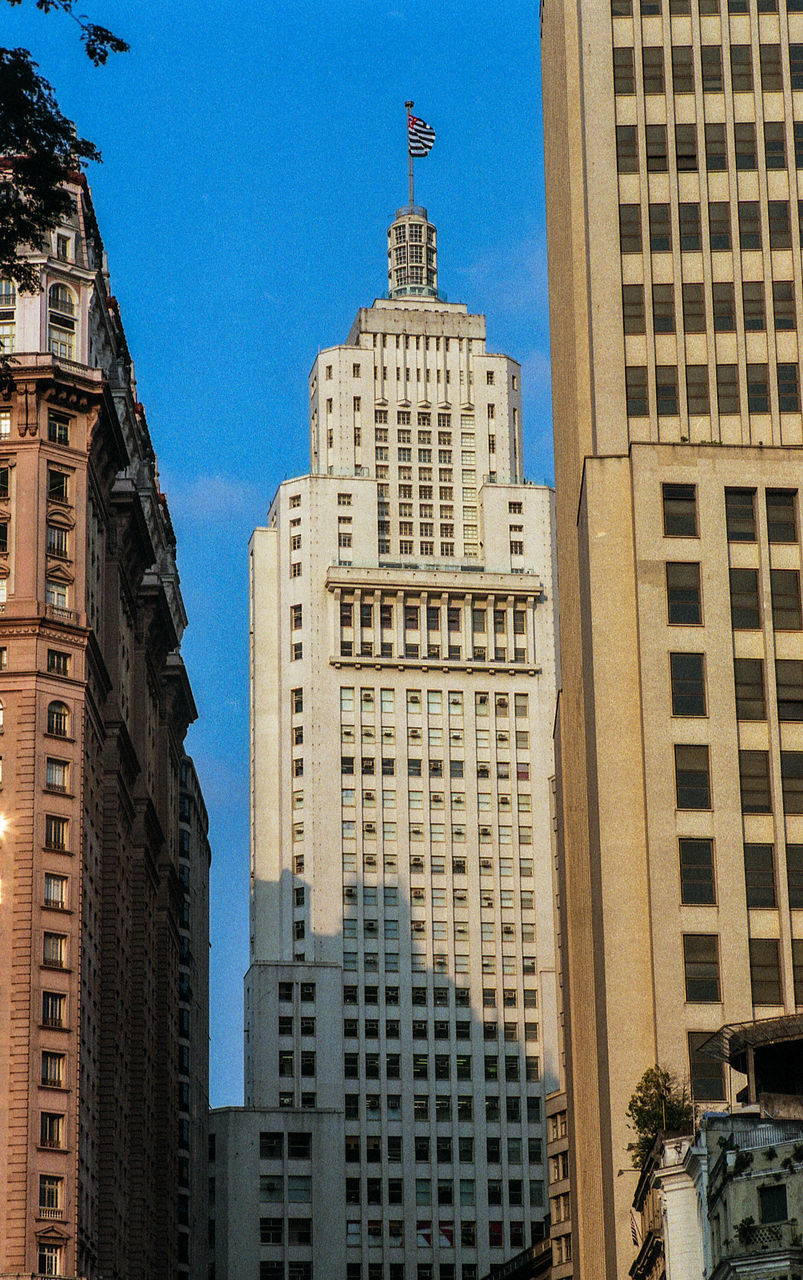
<box><xmin>256</xmin><ymin>1254</ymin><xmax>526</xmax><ymax>1280</ymax></box>
<box><xmin>344</xmin><ymin>1091</ymin><xmax>542</xmax><ymax>1123</ymax></box>
<box><xmin>624</xmin><ymin>278</ymin><xmax>798</xmax><ymax>335</ymax></box>
<box><xmin>341</xmin><ymin>950</ymin><xmax>539</xmax><ymax>976</ymax></box>
<box><xmin>613</xmin><ymin>41</ymin><xmax>803</xmax><ymax>99</ymax></box>
<box><xmin>340</xmin><ymin>604</ymin><xmax>529</xmax><ymax>637</ymax></box>
<box><xmin>679</xmin><ymin>835</ymin><xmax>803</xmax><ymax>903</ymax></box>
<box><xmin>663</xmin><ymin>482</ymin><xmax>799</xmax><ymax>540</ymax></box>
<box><xmin>340</xmin><ymin>1018</ymin><xmax>539</xmax><ymax>1042</ymax></box>
<box><xmin>614</xmin><ymin>0</ymin><xmax>803</xmax><ymax>16</ymax></box>
<box><xmin>668</xmin><ymin>651</ymin><xmax>803</xmax><ymax>719</ymax></box>
<box><xmin>665</xmin><ymin>561</ymin><xmax>801</xmax><ymax>629</ymax></box>
<box><xmin>620</xmin><ymin>199</ymin><xmax>803</xmax><ymax>258</ymax></box>
<box><xmin>618</xmin><ymin>119</ymin><xmax>803</xmax><ymax>176</ymax></box>
<box><xmin>342</xmin><ymin>1052</ymin><xmax>539</xmax><ymax>1083</ymax></box>
<box><xmin>339</xmin><ymin>790</ymin><xmax>534</xmax><ymax>816</ymax></box>
<box><xmin>343</xmin><ymin>1134</ymin><xmax>542</xmax><ymax>1165</ymax></box>
<box><xmin>340</xmin><ymin>761</ymin><xmax>533</xmax><ymax>782</ymax></box>
<box><xmin>342</xmin><ymin>886</ymin><xmax>538</xmax><ymax>908</ymax></box>
<box><xmin>675</xmin><ymin>743</ymin><xmax>803</xmax><ymax>809</ymax></box>
<box><xmin>683</xmin><ymin>931</ymin><xmax>803</xmax><ymax>1003</ymax></box>
<box><xmin>338</xmin><ymin>854</ymin><xmax>538</xmax><ymax>880</ymax></box>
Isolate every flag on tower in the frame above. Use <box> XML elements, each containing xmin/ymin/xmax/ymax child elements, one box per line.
<box><xmin>408</xmin><ymin>114</ymin><xmax>436</xmax><ymax>157</ymax></box>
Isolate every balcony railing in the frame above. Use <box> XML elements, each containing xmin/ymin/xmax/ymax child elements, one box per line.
<box><xmin>721</xmin><ymin>1218</ymin><xmax>802</xmax><ymax>1259</ymax></box>
<box><xmin>38</xmin><ymin>1206</ymin><xmax>64</xmax><ymax>1219</ymax></box>
<box><xmin>45</xmin><ymin>604</ymin><xmax>80</xmax><ymax>625</ymax></box>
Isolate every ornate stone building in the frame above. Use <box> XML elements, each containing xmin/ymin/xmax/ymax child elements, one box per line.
<box><xmin>0</xmin><ymin>172</ymin><xmax>209</xmax><ymax>1280</ymax></box>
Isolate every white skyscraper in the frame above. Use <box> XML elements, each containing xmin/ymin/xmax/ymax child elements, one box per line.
<box><xmin>210</xmin><ymin>200</ymin><xmax>559</xmax><ymax>1280</ymax></box>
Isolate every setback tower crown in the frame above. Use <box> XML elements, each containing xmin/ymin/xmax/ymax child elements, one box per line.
<box><xmin>387</xmin><ymin>205</ymin><xmax>438</xmax><ymax>300</ymax></box>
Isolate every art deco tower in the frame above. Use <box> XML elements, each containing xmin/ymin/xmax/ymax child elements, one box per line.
<box><xmin>210</xmin><ymin>201</ymin><xmax>560</xmax><ymax>1278</ymax></box>
<box><xmin>0</xmin><ymin>173</ymin><xmax>209</xmax><ymax>1280</ymax></box>
<box><xmin>542</xmin><ymin>1</ymin><xmax>803</xmax><ymax>1275</ymax></box>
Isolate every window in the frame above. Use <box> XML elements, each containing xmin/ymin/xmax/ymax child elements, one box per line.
<box><xmin>39</xmin><ymin>1173</ymin><xmax>62</xmax><ymax>1211</ymax></box>
<box><xmin>625</xmin><ymin>366</ymin><xmax>648</xmax><ymax>417</ymax></box>
<box><xmin>747</xmin><ymin>363</ymin><xmax>769</xmax><ymax>414</ymax></box>
<box><xmin>743</xmin><ymin>282</ymin><xmax>765</xmax><ymax>332</ymax></box>
<box><xmin>672</xmin><ymin>45</ymin><xmax>693</xmax><ymax>93</ymax></box>
<box><xmin>679</xmin><ymin>203</ymin><xmax>701</xmax><ymax>252</ymax></box>
<box><xmin>47</xmin><ymin>284</ymin><xmax>76</xmax><ymax>359</ymax></box>
<box><xmin>759</xmin><ymin>1183</ymin><xmax>788</xmax><ymax>1225</ymax></box>
<box><xmin>38</xmin><ymin>1244</ymin><xmax>63</xmax><ymax>1276</ymax></box>
<box><xmin>47</xmin><ymin>412</ymin><xmax>70</xmax><ymax>445</ymax></box>
<box><xmin>679</xmin><ymin>838</ymin><xmax>715</xmax><ymax>905</ymax></box>
<box><xmin>713</xmin><ymin>282</ymin><xmax>735</xmax><ymax>333</ymax></box>
<box><xmin>44</xmin><ymin>815</ymin><xmax>68</xmax><ymax>850</ymax></box>
<box><xmin>623</xmin><ymin>284</ymin><xmax>645</xmax><ymax>334</ymax></box>
<box><xmin>47</xmin><ymin>649</ymin><xmax>69</xmax><ymax>677</ymax></box>
<box><xmin>750</xmin><ymin>938</ymin><xmax>782</xmax><ymax>1004</ymax></box>
<box><xmin>653</xmin><ymin>285</ymin><xmax>675</xmax><ymax>334</ymax></box>
<box><xmin>42</xmin><ymin>991</ymin><xmax>65</xmax><ymax>1028</ymax></box>
<box><xmin>614</xmin><ymin>47</ymin><xmax>635</xmax><ymax>94</ymax></box>
<box><xmin>675</xmin><ymin>124</ymin><xmax>697</xmax><ymax>171</ymax></box>
<box><xmin>41</xmin><ymin>1049</ymin><xmax>64</xmax><ymax>1086</ymax></box>
<box><xmin>739</xmin><ymin>750</ymin><xmax>771</xmax><ymax>813</ymax></box>
<box><xmin>649</xmin><ymin>203</ymin><xmax>671</xmax><ymax>252</ymax></box>
<box><xmin>663</xmin><ymin>485</ymin><xmax>697</xmax><ymax>537</ymax></box>
<box><xmin>709</xmin><ymin>203</ymin><xmax>731</xmax><ymax>252</ymax></box>
<box><xmin>744</xmin><ymin>844</ymin><xmax>776</xmax><ymax>908</ymax></box>
<box><xmin>46</xmin><ymin>758</ymin><xmax>68</xmax><ymax>792</ymax></box>
<box><xmin>789</xmin><ymin>846</ymin><xmax>803</xmax><ymax>909</ymax></box>
<box><xmin>666</xmin><ymin>562</ymin><xmax>701</xmax><ymax>624</ymax></box>
<box><xmin>686</xmin><ymin>366</ymin><xmax>709</xmax><ymax>415</ymax></box>
<box><xmin>782</xmin><ymin>752</ymin><xmax>803</xmax><ymax>814</ymax></box>
<box><xmin>764</xmin><ymin>121</ymin><xmax>786</xmax><ymax>174</ymax></box>
<box><xmin>725</xmin><ymin>489</ymin><xmax>755</xmax><ymax>542</ymax></box>
<box><xmin>670</xmin><ymin>653</ymin><xmax>705</xmax><ymax>716</ymax></box>
<box><xmin>739</xmin><ymin>201</ymin><xmax>761</xmax><ymax>251</ymax></box>
<box><xmin>731</xmin><ymin>44</ymin><xmax>753</xmax><ymax>92</ymax></box>
<box><xmin>730</xmin><ymin>569</ymin><xmax>760</xmax><ymax>630</ymax></box>
<box><xmin>616</xmin><ymin>125</ymin><xmax>638</xmax><ymax>174</ymax></box>
<box><xmin>734</xmin><ymin>122</ymin><xmax>757</xmax><ymax>171</ymax></box>
<box><xmin>771</xmin><ymin>570</ymin><xmax>802</xmax><ymax>631</ymax></box>
<box><xmin>688</xmin><ymin>1031</ymin><xmax>725</xmax><ymax>1102</ymax></box>
<box><xmin>40</xmin><ymin>1111</ymin><xmax>63</xmax><ymax>1148</ymax></box>
<box><xmin>44</xmin><ymin>873</ymin><xmax>67</xmax><ymax>909</ymax></box>
<box><xmin>646</xmin><ymin>125</ymin><xmax>668</xmax><ymax>172</ymax></box>
<box><xmin>47</xmin><ymin>470</ymin><xmax>69</xmax><ymax>503</ymax></box>
<box><xmin>767</xmin><ymin>491</ymin><xmax>797</xmax><ymax>543</ymax></box>
<box><xmin>778</xmin><ymin>364</ymin><xmax>800</xmax><ymax>413</ymax></box>
<box><xmin>683</xmin><ymin>934</ymin><xmax>720</xmax><ymax>1002</ymax></box>
<box><xmin>705</xmin><ymin>123</ymin><xmax>726</xmax><ymax>171</ymax></box>
<box><xmin>675</xmin><ymin>745</ymin><xmax>710</xmax><ymax>809</ymax></box>
<box><xmin>735</xmin><ymin>658</ymin><xmax>765</xmax><ymax>720</ymax></box>
<box><xmin>701</xmin><ymin>45</ymin><xmax>723</xmax><ymax>92</ymax></box>
<box><xmin>46</xmin><ymin>580</ymin><xmax>68</xmax><ymax>612</ymax></box>
<box><xmin>774</xmin><ymin>282</ymin><xmax>796</xmax><ymax>331</ymax></box>
<box><xmin>777</xmin><ymin>661</ymin><xmax>803</xmax><ymax>721</ymax></box>
<box><xmin>682</xmin><ymin>284</ymin><xmax>705</xmax><ymax>333</ymax></box>
<box><xmin>619</xmin><ymin>205</ymin><xmax>642</xmax><ymax>254</ymax></box>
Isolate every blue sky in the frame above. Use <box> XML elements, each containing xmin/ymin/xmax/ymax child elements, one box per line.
<box><xmin>5</xmin><ymin>0</ymin><xmax>553</xmax><ymax>1105</ymax></box>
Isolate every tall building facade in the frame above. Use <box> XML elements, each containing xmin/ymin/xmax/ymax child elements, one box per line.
<box><xmin>541</xmin><ymin>1</ymin><xmax>803</xmax><ymax>1275</ymax></box>
<box><xmin>210</xmin><ymin>203</ymin><xmax>559</xmax><ymax>1279</ymax></box>
<box><xmin>0</xmin><ymin>173</ymin><xmax>210</xmax><ymax>1279</ymax></box>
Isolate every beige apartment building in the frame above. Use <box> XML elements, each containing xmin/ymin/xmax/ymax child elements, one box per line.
<box><xmin>541</xmin><ymin>1</ymin><xmax>803</xmax><ymax>1276</ymax></box>
<box><xmin>0</xmin><ymin>174</ymin><xmax>209</xmax><ymax>1280</ymax></box>
<box><xmin>210</xmin><ymin>203</ymin><xmax>559</xmax><ymax>1279</ymax></box>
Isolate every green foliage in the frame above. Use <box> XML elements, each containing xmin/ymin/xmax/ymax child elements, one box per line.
<box><xmin>626</xmin><ymin>1065</ymin><xmax>693</xmax><ymax>1169</ymax></box>
<box><xmin>733</xmin><ymin>1150</ymin><xmax>754</xmax><ymax>1176</ymax></box>
<box><xmin>764</xmin><ymin>1146</ymin><xmax>777</xmax><ymax>1160</ymax></box>
<box><xmin>0</xmin><ymin>49</ymin><xmax>99</xmax><ymax>292</ymax></box>
<box><xmin>0</xmin><ymin>2</ymin><xmax>127</xmax><ymax>299</ymax></box>
<box><xmin>3</xmin><ymin>0</ymin><xmax>128</xmax><ymax>65</ymax></box>
<box><xmin>735</xmin><ymin>1216</ymin><xmax>755</xmax><ymax>1245</ymax></box>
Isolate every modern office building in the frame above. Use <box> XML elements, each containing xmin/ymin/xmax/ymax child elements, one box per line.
<box><xmin>0</xmin><ymin>172</ymin><xmax>209</xmax><ymax>1279</ymax></box>
<box><xmin>210</xmin><ymin>201</ymin><xmax>560</xmax><ymax>1278</ymax></box>
<box><xmin>541</xmin><ymin>1</ymin><xmax>803</xmax><ymax>1275</ymax></box>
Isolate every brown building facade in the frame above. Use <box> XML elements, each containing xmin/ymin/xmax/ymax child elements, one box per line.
<box><xmin>542</xmin><ymin>1</ymin><xmax>803</xmax><ymax>1276</ymax></box>
<box><xmin>0</xmin><ymin>174</ymin><xmax>206</xmax><ymax>1279</ymax></box>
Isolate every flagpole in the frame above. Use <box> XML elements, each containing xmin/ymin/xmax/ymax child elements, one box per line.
<box><xmin>405</xmin><ymin>99</ymin><xmax>414</xmax><ymax>207</ymax></box>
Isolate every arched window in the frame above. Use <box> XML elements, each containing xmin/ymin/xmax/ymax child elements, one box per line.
<box><xmin>0</xmin><ymin>279</ymin><xmax>15</xmax><ymax>356</ymax></box>
<box><xmin>47</xmin><ymin>701</ymin><xmax>68</xmax><ymax>737</ymax></box>
<box><xmin>48</xmin><ymin>284</ymin><xmax>76</xmax><ymax>361</ymax></box>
